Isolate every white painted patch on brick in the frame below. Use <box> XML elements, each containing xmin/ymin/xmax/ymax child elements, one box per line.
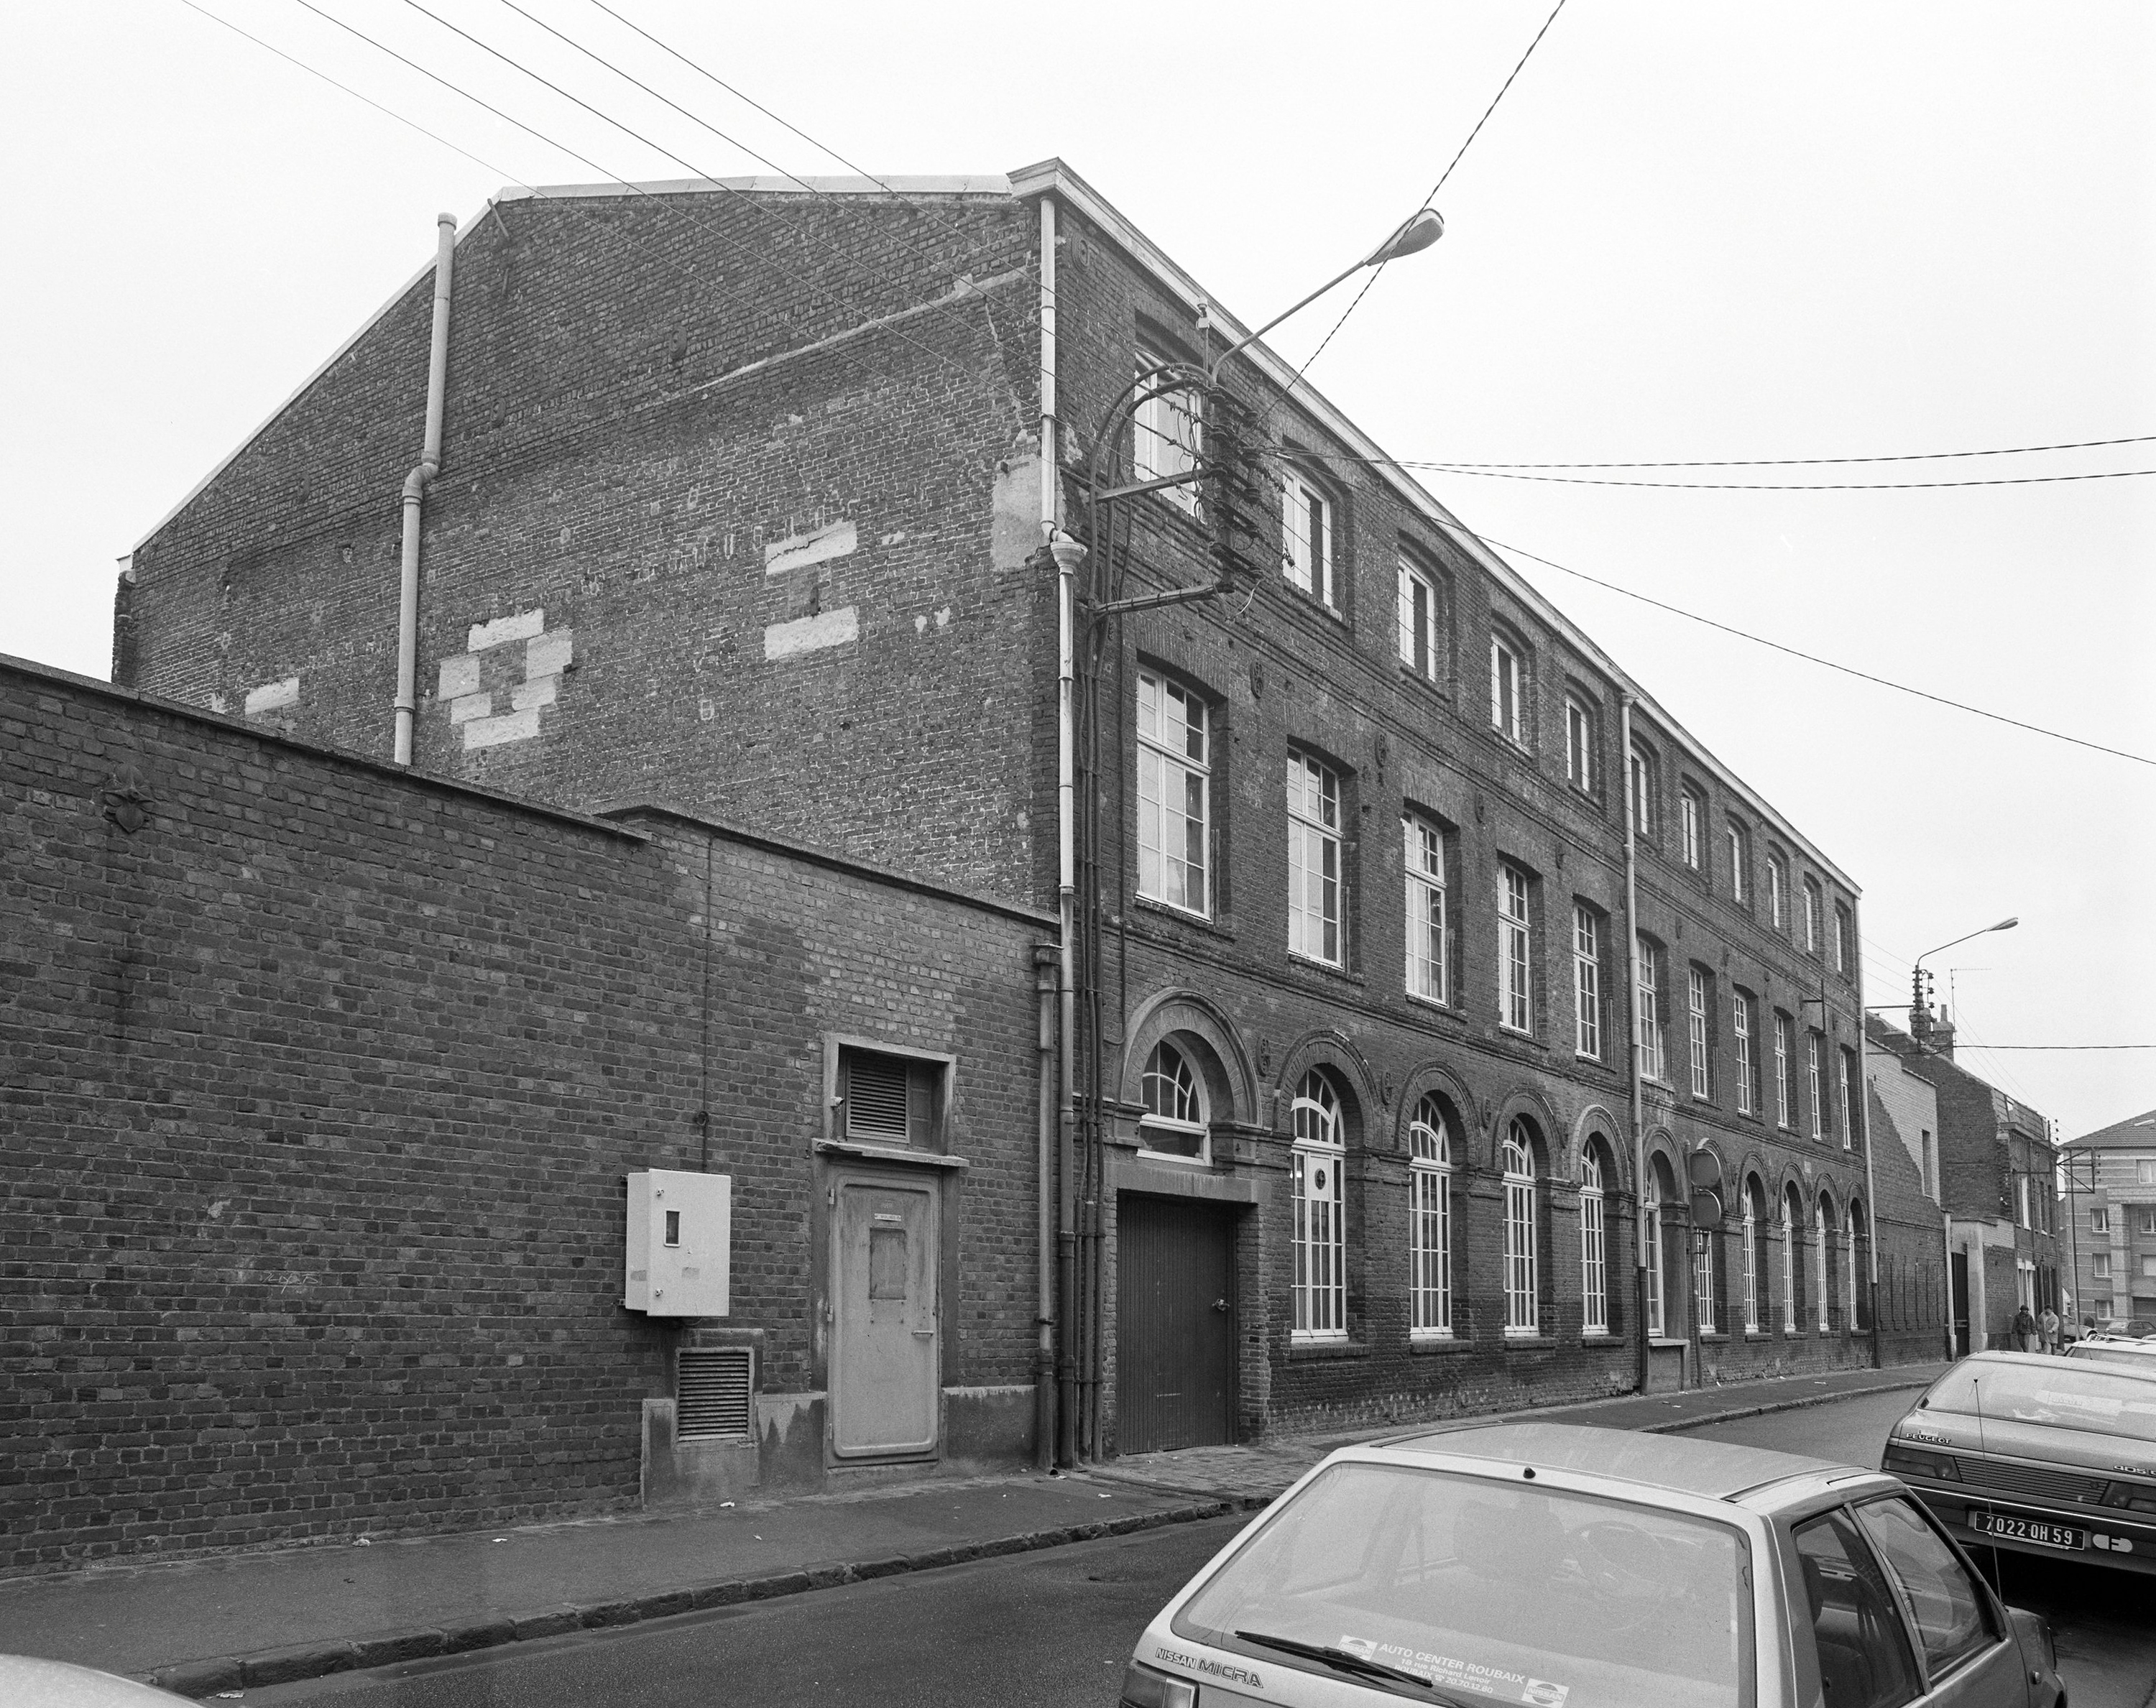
<box><xmin>208</xmin><ymin>693</ymin><xmax>229</xmax><ymax>714</ymax></box>
<box><xmin>763</xmin><ymin>606</ymin><xmax>859</xmax><ymax>660</ymax></box>
<box><xmin>913</xmin><ymin>614</ymin><xmax>928</xmax><ymax>634</ymax></box>
<box><xmin>468</xmin><ymin>609</ymin><xmax>545</xmax><ymax>651</ymax></box>
<box><xmin>525</xmin><ymin>630</ymin><xmax>573</xmax><ymax>680</ymax></box>
<box><xmin>509</xmin><ymin>678</ymin><xmax>557</xmax><ymax>712</ymax></box>
<box><xmin>463</xmin><ymin>708</ymin><xmax>542</xmax><ymax>749</ymax></box>
<box><xmin>934</xmin><ymin>606</ymin><xmax>952</xmax><ymax>629</ymax></box>
<box><xmin>763</xmin><ymin>520</ymin><xmax>857</xmax><ymax>577</ymax></box>
<box><xmin>449</xmin><ymin>691</ymin><xmax>494</xmax><ymax>725</ymax></box>
<box><xmin>438</xmin><ymin>654</ymin><xmax>482</xmax><ymax>699</ymax></box>
<box><xmin>880</xmin><ymin>530</ymin><xmax>908</xmax><ymax>547</ymax></box>
<box><xmin>699</xmin><ymin>698</ymin><xmax>716</xmax><ymax>723</ymax></box>
<box><xmin>244</xmin><ymin>675</ymin><xmax>300</xmax><ymax>716</ymax></box>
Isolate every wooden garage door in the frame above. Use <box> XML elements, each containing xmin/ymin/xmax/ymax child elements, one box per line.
<box><xmin>1117</xmin><ymin>1196</ymin><xmax>1235</xmax><ymax>1454</ymax></box>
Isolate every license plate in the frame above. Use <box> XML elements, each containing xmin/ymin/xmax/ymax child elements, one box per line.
<box><xmin>1971</xmin><ymin>1510</ymin><xmax>2087</xmax><ymax>1551</ymax></box>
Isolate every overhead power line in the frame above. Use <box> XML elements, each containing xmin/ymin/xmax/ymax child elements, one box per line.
<box><xmin>1419</xmin><ymin>517</ymin><xmax>2156</xmax><ymax>768</ymax></box>
<box><xmin>1420</xmin><ymin>432</ymin><xmax>2156</xmax><ymax>470</ymax></box>
<box><xmin>1380</xmin><ymin>463</ymin><xmax>2156</xmax><ymax>491</ymax></box>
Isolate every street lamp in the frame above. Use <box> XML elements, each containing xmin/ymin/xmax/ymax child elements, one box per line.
<box><xmin>1207</xmin><ymin>207</ymin><xmax>1445</xmax><ymax>382</ymax></box>
<box><xmin>1911</xmin><ymin>916</ymin><xmax>2017</xmax><ymax>1020</ymax></box>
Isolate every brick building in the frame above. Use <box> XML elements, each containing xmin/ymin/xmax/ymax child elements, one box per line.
<box><xmin>1866</xmin><ymin>1011</ymin><xmax>2060</xmax><ymax>1352</ymax></box>
<box><xmin>111</xmin><ymin>160</ymin><xmax>1914</xmax><ymax>1463</ymax></box>
<box><xmin>1862</xmin><ymin>1023</ymin><xmax>1953</xmax><ymax>1362</ymax></box>
<box><xmin>2</xmin><ymin>655</ymin><xmax>1050</xmax><ymax>1573</ymax></box>
<box><xmin>2058</xmin><ymin>1106</ymin><xmax>2156</xmax><ymax>1327</ymax></box>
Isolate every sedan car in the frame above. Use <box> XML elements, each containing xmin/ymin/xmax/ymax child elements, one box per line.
<box><xmin>2093</xmin><ymin>1317</ymin><xmax>2156</xmax><ymax>1339</ymax></box>
<box><xmin>2064</xmin><ymin>1334</ymin><xmax>2156</xmax><ymax>1371</ymax></box>
<box><xmin>1885</xmin><ymin>1351</ymin><xmax>2156</xmax><ymax>1576</ymax></box>
<box><xmin>1120</xmin><ymin>1421</ymin><xmax>2058</xmax><ymax>1708</ymax></box>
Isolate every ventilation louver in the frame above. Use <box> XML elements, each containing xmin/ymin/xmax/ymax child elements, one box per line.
<box><xmin>847</xmin><ymin>1053</ymin><xmax>911</xmax><ymax>1141</ymax></box>
<box><xmin>677</xmin><ymin>1348</ymin><xmax>753</xmax><ymax>1441</ymax></box>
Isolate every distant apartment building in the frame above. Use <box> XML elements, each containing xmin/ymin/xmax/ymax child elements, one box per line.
<box><xmin>1866</xmin><ymin>1010</ymin><xmax>2059</xmax><ymax>1352</ymax></box>
<box><xmin>2060</xmin><ymin>1107</ymin><xmax>2156</xmax><ymax>1326</ymax></box>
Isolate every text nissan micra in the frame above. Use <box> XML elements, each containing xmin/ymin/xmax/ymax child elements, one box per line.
<box><xmin>1120</xmin><ymin>1423</ymin><xmax>2060</xmax><ymax>1708</ymax></box>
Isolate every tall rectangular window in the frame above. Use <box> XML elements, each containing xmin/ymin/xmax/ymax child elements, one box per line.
<box><xmin>1135</xmin><ymin>670</ymin><xmax>1209</xmax><ymax>915</ymax></box>
<box><xmin>2092</xmin><ymin>1207</ymin><xmax>2109</xmax><ymax>1234</ymax></box>
<box><xmin>1409</xmin><ymin>1104</ymin><xmax>1451</xmax><ymax>1339</ymax></box>
<box><xmin>1573</xmin><ymin>905</ymin><xmax>1601</xmax><ymax>1059</ymax></box>
<box><xmin>1133</xmin><ymin>354</ymin><xmax>1200</xmax><ymax>514</ymax></box>
<box><xmin>1680</xmin><ymin>788</ymin><xmax>1703</xmax><ymax>868</ymax></box>
<box><xmin>1291</xmin><ymin>1075</ymin><xmax>1345</xmax><ymax>1340</ymax></box>
<box><xmin>1491</xmin><ymin>636</ymin><xmax>1525</xmax><ymax>744</ymax></box>
<box><xmin>1687</xmin><ymin>966</ymin><xmax>1713</xmax><ymax>1099</ymax></box>
<box><xmin>1580</xmin><ymin>1150</ymin><xmax>1608</xmax><ymax>1334</ymax></box>
<box><xmin>1695</xmin><ymin>1233</ymin><xmax>1717</xmax><ymax>1332</ymax></box>
<box><xmin>1734</xmin><ymin>990</ymin><xmax>1759</xmax><ymax>1115</ymax></box>
<box><xmin>1286</xmin><ymin>754</ymin><xmax>1342</xmax><ymax>966</ymax></box>
<box><xmin>1628</xmin><ymin>745</ymin><xmax>1656</xmax><ymax>839</ymax></box>
<box><xmin>1396</xmin><ymin>558</ymin><xmax>1439</xmax><ymax>680</ymax></box>
<box><xmin>1768</xmin><ymin>854</ymin><xmax>1787</xmax><ymax>928</ymax></box>
<box><xmin>1803</xmin><ymin>877</ymin><xmax>1823</xmax><ymax>952</ymax></box>
<box><xmin>1281</xmin><ymin>469</ymin><xmax>1332</xmax><ymax>607</ymax></box>
<box><xmin>1404</xmin><ymin>814</ymin><xmax>1446</xmax><ymax>1004</ymax></box>
<box><xmin>1807</xmin><ymin>1030</ymin><xmax>1827</xmax><ymax>1139</ymax></box>
<box><xmin>1636</xmin><ymin>936</ymin><xmax>1665</xmax><ymax>1081</ymax></box>
<box><xmin>1774</xmin><ymin>1012</ymin><xmax>1795</xmax><ymax>1127</ymax></box>
<box><xmin>1565</xmin><ymin>697</ymin><xmax>1594</xmax><ymax>792</ymax></box>
<box><xmin>1834</xmin><ymin>903</ymin><xmax>1853</xmax><ymax>974</ymax></box>
<box><xmin>1498</xmin><ymin>864</ymin><xmax>1533</xmax><ymax>1033</ymax></box>
<box><xmin>1727</xmin><ymin>821</ymin><xmax>1748</xmax><ymax>902</ymax></box>
<box><xmin>1841</xmin><ymin>1048</ymin><xmax>1861</xmax><ymax>1149</ymax></box>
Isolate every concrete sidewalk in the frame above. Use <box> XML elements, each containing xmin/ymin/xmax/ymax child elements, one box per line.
<box><xmin>0</xmin><ymin>1361</ymin><xmax>1944</xmax><ymax>1699</ymax></box>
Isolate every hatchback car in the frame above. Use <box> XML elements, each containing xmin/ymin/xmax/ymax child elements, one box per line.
<box><xmin>1886</xmin><ymin>1350</ymin><xmax>2156</xmax><ymax>1577</ymax></box>
<box><xmin>1120</xmin><ymin>1421</ymin><xmax>2058</xmax><ymax>1708</ymax></box>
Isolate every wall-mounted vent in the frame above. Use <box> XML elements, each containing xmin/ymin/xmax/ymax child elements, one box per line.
<box><xmin>845</xmin><ymin>1051</ymin><xmax>913</xmax><ymax>1141</ymax></box>
<box><xmin>677</xmin><ymin>1348</ymin><xmax>753</xmax><ymax>1441</ymax></box>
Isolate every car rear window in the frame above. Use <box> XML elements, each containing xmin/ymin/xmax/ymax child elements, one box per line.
<box><xmin>1171</xmin><ymin>1461</ymin><xmax>1753</xmax><ymax>1707</ymax></box>
<box><xmin>1925</xmin><ymin>1363</ymin><xmax>2156</xmax><ymax>1441</ymax></box>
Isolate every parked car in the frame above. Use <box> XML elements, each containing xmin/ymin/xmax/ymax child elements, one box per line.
<box><xmin>1885</xmin><ymin>1350</ymin><xmax>2156</xmax><ymax>1577</ymax></box>
<box><xmin>0</xmin><ymin>1656</ymin><xmax>193</xmax><ymax>1706</ymax></box>
<box><xmin>2094</xmin><ymin>1317</ymin><xmax>2156</xmax><ymax>1338</ymax></box>
<box><xmin>1118</xmin><ymin>1422</ymin><xmax>2059</xmax><ymax>1708</ymax></box>
<box><xmin>2065</xmin><ymin>1333</ymin><xmax>2156</xmax><ymax>1370</ymax></box>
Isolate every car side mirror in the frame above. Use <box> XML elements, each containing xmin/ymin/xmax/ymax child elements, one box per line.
<box><xmin>1917</xmin><ymin>1397</ymin><xmax>1928</xmax><ymax>1409</ymax></box>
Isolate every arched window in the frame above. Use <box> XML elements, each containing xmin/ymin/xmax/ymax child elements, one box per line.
<box><xmin>1693</xmin><ymin>1181</ymin><xmax>1718</xmax><ymax>1334</ymax></box>
<box><xmin>1409</xmin><ymin>1097</ymin><xmax>1451</xmax><ymax>1338</ymax></box>
<box><xmin>1741</xmin><ymin>1176</ymin><xmax>1766</xmax><ymax>1333</ymax></box>
<box><xmin>1847</xmin><ymin>1201</ymin><xmax>1865</xmax><ymax>1334</ymax></box>
<box><xmin>1503</xmin><ymin>1121</ymin><xmax>1539</xmax><ymax>1337</ymax></box>
<box><xmin>1816</xmin><ymin>1193</ymin><xmax>1835</xmax><ymax>1331</ymax></box>
<box><xmin>1644</xmin><ymin>1163</ymin><xmax>1664</xmax><ymax>1339</ymax></box>
<box><xmin>1580</xmin><ymin>1144</ymin><xmax>1609</xmax><ymax>1335</ymax></box>
<box><xmin>1291</xmin><ymin>1071</ymin><xmax>1345</xmax><ymax>1341</ymax></box>
<box><xmin>1782</xmin><ymin>1186</ymin><xmax>1802</xmax><ymax>1333</ymax></box>
<box><xmin>1138</xmin><ymin>1040</ymin><xmax>1207</xmax><ymax>1161</ymax></box>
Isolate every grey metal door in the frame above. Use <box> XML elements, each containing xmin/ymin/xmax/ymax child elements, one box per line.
<box><xmin>1116</xmin><ymin>1196</ymin><xmax>1235</xmax><ymax>1454</ymax></box>
<box><xmin>831</xmin><ymin>1174</ymin><xmax>939</xmax><ymax>1459</ymax></box>
<box><xmin>1950</xmin><ymin>1250</ymin><xmax>1970</xmax><ymax>1359</ymax></box>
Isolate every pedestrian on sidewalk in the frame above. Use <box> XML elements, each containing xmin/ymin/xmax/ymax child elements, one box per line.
<box><xmin>2039</xmin><ymin>1305</ymin><xmax>2061</xmax><ymax>1354</ymax></box>
<box><xmin>2014</xmin><ymin>1303</ymin><xmax>2038</xmax><ymax>1353</ymax></box>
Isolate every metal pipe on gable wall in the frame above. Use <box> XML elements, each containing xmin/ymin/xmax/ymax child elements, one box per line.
<box><xmin>1619</xmin><ymin>694</ymin><xmax>1650</xmax><ymax>1397</ymax></box>
<box><xmin>393</xmin><ymin>212</ymin><xmax>459</xmax><ymax>767</ymax></box>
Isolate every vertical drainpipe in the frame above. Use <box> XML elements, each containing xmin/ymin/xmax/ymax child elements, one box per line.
<box><xmin>1032</xmin><ymin>944</ymin><xmax>1059</xmax><ymax>1469</ymax></box>
<box><xmin>1619</xmin><ymin>695</ymin><xmax>1650</xmax><ymax>1397</ymax></box>
<box><xmin>1039</xmin><ymin>193</ymin><xmax>1080</xmax><ymax>1468</ymax></box>
<box><xmin>1855</xmin><ymin>942</ymin><xmax>1884</xmax><ymax>1367</ymax></box>
<box><xmin>393</xmin><ymin>212</ymin><xmax>459</xmax><ymax>767</ymax></box>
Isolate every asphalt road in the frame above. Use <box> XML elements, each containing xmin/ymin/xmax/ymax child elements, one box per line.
<box><xmin>253</xmin><ymin>1389</ymin><xmax>2156</xmax><ymax>1708</ymax></box>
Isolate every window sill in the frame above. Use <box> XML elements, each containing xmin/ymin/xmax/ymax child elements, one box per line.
<box><xmin>1396</xmin><ymin>661</ymin><xmax>1449</xmax><ymax>701</ymax></box>
<box><xmin>1287</xmin><ymin>1339</ymin><xmax>1366</xmax><ymax>1361</ymax></box>
<box><xmin>1131</xmin><ymin>895</ymin><xmax>1236</xmax><ymax>943</ymax></box>
<box><xmin>1287</xmin><ymin>952</ymin><xmax>1365</xmax><ymax>990</ymax></box>
<box><xmin>1404</xmin><ymin>990</ymin><xmax>1455</xmax><ymax>1019</ymax></box>
<box><xmin>1409</xmin><ymin>1335</ymin><xmax>1475</xmax><ymax>1355</ymax></box>
<box><xmin>1744</xmin><ymin>1331</ymin><xmax>1773</xmax><ymax>1343</ymax></box>
<box><xmin>1281</xmin><ymin>578</ymin><xmax>1346</xmax><ymax>625</ymax></box>
<box><xmin>1649</xmin><ymin>1337</ymin><xmax>1690</xmax><ymax>1350</ymax></box>
<box><xmin>1501</xmin><ymin>1335</ymin><xmax>1560</xmax><ymax>1351</ymax></box>
<box><xmin>1581</xmin><ymin>1330</ymin><xmax>1617</xmax><ymax>1342</ymax></box>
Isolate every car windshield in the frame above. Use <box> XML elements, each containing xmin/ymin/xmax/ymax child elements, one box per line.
<box><xmin>2065</xmin><ymin>1342</ymin><xmax>2156</xmax><ymax>1371</ymax></box>
<box><xmin>1171</xmin><ymin>1462</ymin><xmax>1753</xmax><ymax>1707</ymax></box>
<box><xmin>1926</xmin><ymin>1362</ymin><xmax>2156</xmax><ymax>1440</ymax></box>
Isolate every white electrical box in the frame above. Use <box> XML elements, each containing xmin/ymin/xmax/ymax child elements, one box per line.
<box><xmin>624</xmin><ymin>1169</ymin><xmax>731</xmax><ymax>1317</ymax></box>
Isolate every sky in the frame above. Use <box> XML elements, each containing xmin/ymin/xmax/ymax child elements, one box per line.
<box><xmin>4</xmin><ymin>1</ymin><xmax>2151</xmax><ymax>1139</ymax></box>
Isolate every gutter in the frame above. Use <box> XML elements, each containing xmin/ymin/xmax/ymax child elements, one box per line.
<box><xmin>393</xmin><ymin>213</ymin><xmax>459</xmax><ymax>767</ymax></box>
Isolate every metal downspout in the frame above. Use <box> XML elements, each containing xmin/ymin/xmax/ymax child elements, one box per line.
<box><xmin>1856</xmin><ymin>960</ymin><xmax>1884</xmax><ymax>1367</ymax></box>
<box><xmin>1040</xmin><ymin>194</ymin><xmax>1079</xmax><ymax>1468</ymax></box>
<box><xmin>1620</xmin><ymin>695</ymin><xmax>1650</xmax><ymax>1396</ymax></box>
<box><xmin>393</xmin><ymin>212</ymin><xmax>458</xmax><ymax>767</ymax></box>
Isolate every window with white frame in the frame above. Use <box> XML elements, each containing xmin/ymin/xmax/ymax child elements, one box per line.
<box><xmin>1841</xmin><ymin>1048</ymin><xmax>1860</xmax><ymax>1149</ymax></box>
<box><xmin>1573</xmin><ymin>905</ymin><xmax>1602</xmax><ymax>1059</ymax></box>
<box><xmin>1727</xmin><ymin>821</ymin><xmax>1748</xmax><ymax>903</ymax></box>
<box><xmin>1781</xmin><ymin>1191</ymin><xmax>1798</xmax><ymax>1331</ymax></box>
<box><xmin>2017</xmin><ymin>1173</ymin><xmax>2030</xmax><ymax>1228</ymax></box>
<box><xmin>1628</xmin><ymin>744</ymin><xmax>1657</xmax><ymax>839</ymax></box>
<box><xmin>1503</xmin><ymin>1123</ymin><xmax>1539</xmax><ymax>1336</ymax></box>
<box><xmin>1687</xmin><ymin>966</ymin><xmax>1713</xmax><ymax>1100</ymax></box>
<box><xmin>2138</xmin><ymin>1160</ymin><xmax>2156</xmax><ymax>1187</ymax></box>
<box><xmin>2019</xmin><ymin>1258</ymin><xmax>2037</xmax><ymax>1310</ymax></box>
<box><xmin>1281</xmin><ymin>468</ymin><xmax>1334</xmax><ymax>607</ymax></box>
<box><xmin>1580</xmin><ymin>1147</ymin><xmax>1608</xmax><ymax>1334</ymax></box>
<box><xmin>1815</xmin><ymin>1200</ymin><xmax>1831</xmax><ymax>1331</ymax></box>
<box><xmin>1498</xmin><ymin>864</ymin><xmax>1533</xmax><ymax>1033</ymax></box>
<box><xmin>1695</xmin><ymin>1227</ymin><xmax>1717</xmax><ymax>1333</ymax></box>
<box><xmin>1807</xmin><ymin>1030</ymin><xmax>1827</xmax><ymax>1140</ymax></box>
<box><xmin>1396</xmin><ymin>558</ymin><xmax>1441</xmax><ymax>681</ymax></box>
<box><xmin>1802</xmin><ymin>877</ymin><xmax>1823</xmax><ymax>952</ymax></box>
<box><xmin>1491</xmin><ymin>634</ymin><xmax>1526</xmax><ymax>744</ymax></box>
<box><xmin>2144</xmin><ymin>1255</ymin><xmax>2156</xmax><ymax>1280</ymax></box>
<box><xmin>2092</xmin><ymin>1207</ymin><xmax>2110</xmax><ymax>1234</ymax></box>
<box><xmin>1136</xmin><ymin>670</ymin><xmax>1209</xmax><ymax>915</ymax></box>
<box><xmin>2094</xmin><ymin>1254</ymin><xmax>2112</xmax><ymax>1280</ymax></box>
<box><xmin>1644</xmin><ymin>1169</ymin><xmax>1664</xmax><ymax>1337</ymax></box>
<box><xmin>1774</xmin><ymin>1011</ymin><xmax>1795</xmax><ymax>1127</ymax></box>
<box><xmin>1409</xmin><ymin>1098</ymin><xmax>1451</xmax><ymax>1338</ymax></box>
<box><xmin>1565</xmin><ymin>696</ymin><xmax>1595</xmax><ymax>793</ymax></box>
<box><xmin>1137</xmin><ymin>1040</ymin><xmax>1207</xmax><ymax>1161</ymax></box>
<box><xmin>1767</xmin><ymin>852</ymin><xmax>1787</xmax><ymax>929</ymax></box>
<box><xmin>1741</xmin><ymin>1183</ymin><xmax>1761</xmax><ymax>1332</ymax></box>
<box><xmin>1734</xmin><ymin>989</ymin><xmax>1759</xmax><ymax>1115</ymax></box>
<box><xmin>1636</xmin><ymin>936</ymin><xmax>1666</xmax><ymax>1082</ymax></box>
<box><xmin>1286</xmin><ymin>754</ymin><xmax>1342</xmax><ymax>966</ymax></box>
<box><xmin>1680</xmin><ymin>788</ymin><xmax>1703</xmax><ymax>869</ymax></box>
<box><xmin>1834</xmin><ymin>903</ymin><xmax>1853</xmax><ymax>974</ymax></box>
<box><xmin>2141</xmin><ymin>1206</ymin><xmax>2156</xmax><ymax>1237</ymax></box>
<box><xmin>1846</xmin><ymin>1206</ymin><xmax>1861</xmax><ymax>1331</ymax></box>
<box><xmin>1291</xmin><ymin>1071</ymin><xmax>1345</xmax><ymax>1340</ymax></box>
<box><xmin>1132</xmin><ymin>353</ymin><xmax>1200</xmax><ymax>515</ymax></box>
<box><xmin>1404</xmin><ymin>814</ymin><xmax>1447</xmax><ymax>1005</ymax></box>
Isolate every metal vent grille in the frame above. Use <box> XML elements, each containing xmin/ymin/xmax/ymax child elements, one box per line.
<box><xmin>847</xmin><ymin>1053</ymin><xmax>911</xmax><ymax>1141</ymax></box>
<box><xmin>678</xmin><ymin>1349</ymin><xmax>753</xmax><ymax>1441</ymax></box>
<box><xmin>1963</xmin><ymin>1458</ymin><xmax>2109</xmax><ymax>1507</ymax></box>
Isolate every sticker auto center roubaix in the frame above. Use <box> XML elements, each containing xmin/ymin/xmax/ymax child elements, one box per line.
<box><xmin>1335</xmin><ymin>1636</ymin><xmax>1571</xmax><ymax>1707</ymax></box>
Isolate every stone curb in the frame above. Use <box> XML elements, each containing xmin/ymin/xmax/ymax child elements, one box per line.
<box><xmin>139</xmin><ymin>1499</ymin><xmax>1235</xmax><ymax>1699</ymax></box>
